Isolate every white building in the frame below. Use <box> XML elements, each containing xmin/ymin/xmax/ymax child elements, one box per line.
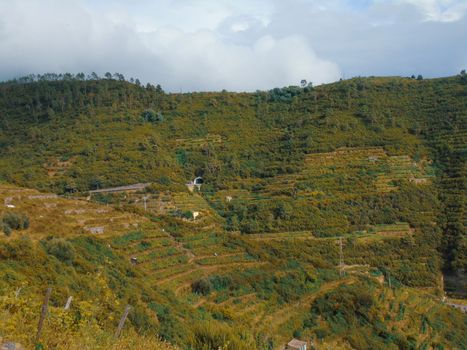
<box><xmin>286</xmin><ymin>339</ymin><xmax>307</xmax><ymax>350</ymax></box>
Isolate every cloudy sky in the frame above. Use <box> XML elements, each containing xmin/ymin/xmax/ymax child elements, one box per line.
<box><xmin>0</xmin><ymin>0</ymin><xmax>466</xmax><ymax>91</ymax></box>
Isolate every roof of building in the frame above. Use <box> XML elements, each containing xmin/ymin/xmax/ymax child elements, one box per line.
<box><xmin>288</xmin><ymin>339</ymin><xmax>307</xmax><ymax>348</ymax></box>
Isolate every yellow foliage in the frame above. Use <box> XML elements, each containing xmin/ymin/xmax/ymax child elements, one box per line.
<box><xmin>0</xmin><ymin>291</ymin><xmax>176</xmax><ymax>350</ymax></box>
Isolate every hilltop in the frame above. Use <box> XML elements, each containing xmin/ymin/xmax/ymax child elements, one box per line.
<box><xmin>0</xmin><ymin>73</ymin><xmax>465</xmax><ymax>349</ymax></box>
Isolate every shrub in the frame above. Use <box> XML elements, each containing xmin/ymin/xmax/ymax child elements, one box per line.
<box><xmin>191</xmin><ymin>278</ymin><xmax>212</xmax><ymax>295</ymax></box>
<box><xmin>3</xmin><ymin>212</ymin><xmax>20</xmax><ymax>229</ymax></box>
<box><xmin>141</xmin><ymin>109</ymin><xmax>164</xmax><ymax>123</ymax></box>
<box><xmin>311</xmin><ymin>282</ymin><xmax>376</xmax><ymax>328</ymax></box>
<box><xmin>92</xmin><ymin>193</ymin><xmax>112</xmax><ymax>204</ymax></box>
<box><xmin>189</xmin><ymin>322</ymin><xmax>256</xmax><ymax>350</ymax></box>
<box><xmin>22</xmin><ymin>216</ymin><xmax>30</xmax><ymax>229</ymax></box>
<box><xmin>1</xmin><ymin>222</ymin><xmax>12</xmax><ymax>236</ymax></box>
<box><xmin>209</xmin><ymin>275</ymin><xmax>232</xmax><ymax>291</ymax></box>
<box><xmin>181</xmin><ymin>211</ymin><xmax>193</xmax><ymax>220</ymax></box>
<box><xmin>1</xmin><ymin>212</ymin><xmax>29</xmax><ymax>234</ymax></box>
<box><xmin>159</xmin><ymin>176</ymin><xmax>171</xmax><ymax>185</ymax></box>
<box><xmin>42</xmin><ymin>238</ymin><xmax>76</xmax><ymax>264</ymax></box>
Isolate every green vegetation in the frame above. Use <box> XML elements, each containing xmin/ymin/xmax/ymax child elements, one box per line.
<box><xmin>306</xmin><ymin>279</ymin><xmax>466</xmax><ymax>349</ymax></box>
<box><xmin>0</xmin><ymin>73</ymin><xmax>465</xmax><ymax>349</ymax></box>
<box><xmin>1</xmin><ymin>212</ymin><xmax>29</xmax><ymax>236</ymax></box>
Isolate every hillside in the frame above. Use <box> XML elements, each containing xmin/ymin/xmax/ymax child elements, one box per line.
<box><xmin>0</xmin><ymin>74</ymin><xmax>466</xmax><ymax>349</ymax></box>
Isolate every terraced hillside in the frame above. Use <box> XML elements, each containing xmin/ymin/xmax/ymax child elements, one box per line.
<box><xmin>0</xmin><ymin>74</ymin><xmax>465</xmax><ymax>349</ymax></box>
<box><xmin>0</xmin><ymin>183</ymin><xmax>147</xmax><ymax>238</ymax></box>
<box><xmin>1</xmin><ymin>182</ymin><xmax>465</xmax><ymax>349</ymax></box>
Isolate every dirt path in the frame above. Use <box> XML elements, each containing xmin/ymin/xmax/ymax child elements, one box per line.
<box><xmin>191</xmin><ymin>252</ymin><xmax>245</xmax><ymax>263</ymax></box>
<box><xmin>155</xmin><ymin>267</ymin><xmax>200</xmax><ymax>286</ymax></box>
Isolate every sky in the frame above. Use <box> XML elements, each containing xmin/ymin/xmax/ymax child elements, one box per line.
<box><xmin>0</xmin><ymin>0</ymin><xmax>466</xmax><ymax>91</ymax></box>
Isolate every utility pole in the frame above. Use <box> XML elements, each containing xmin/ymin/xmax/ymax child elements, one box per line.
<box><xmin>143</xmin><ymin>196</ymin><xmax>148</xmax><ymax>212</ymax></box>
<box><xmin>64</xmin><ymin>296</ymin><xmax>73</xmax><ymax>310</ymax></box>
<box><xmin>115</xmin><ymin>305</ymin><xmax>131</xmax><ymax>339</ymax></box>
<box><xmin>339</xmin><ymin>237</ymin><xmax>345</xmax><ymax>278</ymax></box>
<box><xmin>35</xmin><ymin>287</ymin><xmax>52</xmax><ymax>344</ymax></box>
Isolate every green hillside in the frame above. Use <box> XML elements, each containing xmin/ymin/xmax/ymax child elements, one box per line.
<box><xmin>0</xmin><ymin>74</ymin><xmax>465</xmax><ymax>349</ymax></box>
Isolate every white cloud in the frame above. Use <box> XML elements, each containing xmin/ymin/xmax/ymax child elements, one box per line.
<box><xmin>265</xmin><ymin>0</ymin><xmax>467</xmax><ymax>78</ymax></box>
<box><xmin>0</xmin><ymin>0</ymin><xmax>465</xmax><ymax>91</ymax></box>
<box><xmin>397</xmin><ymin>0</ymin><xmax>467</xmax><ymax>22</ymax></box>
<box><xmin>0</xmin><ymin>0</ymin><xmax>339</xmax><ymax>91</ymax></box>
<box><xmin>141</xmin><ymin>28</ymin><xmax>340</xmax><ymax>91</ymax></box>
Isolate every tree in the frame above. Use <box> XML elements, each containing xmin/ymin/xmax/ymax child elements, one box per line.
<box><xmin>274</xmin><ymin>202</ymin><xmax>292</xmax><ymax>220</ymax></box>
<box><xmin>191</xmin><ymin>278</ymin><xmax>211</xmax><ymax>295</ymax></box>
<box><xmin>63</xmin><ymin>73</ymin><xmax>74</xmax><ymax>80</ymax></box>
<box><xmin>460</xmin><ymin>70</ymin><xmax>467</xmax><ymax>83</ymax></box>
<box><xmin>89</xmin><ymin>177</ymin><xmax>103</xmax><ymax>190</ymax></box>
<box><xmin>104</xmin><ymin>72</ymin><xmax>112</xmax><ymax>80</ymax></box>
<box><xmin>46</xmin><ymin>107</ymin><xmax>55</xmax><ymax>121</ymax></box>
<box><xmin>113</xmin><ymin>72</ymin><xmax>125</xmax><ymax>81</ymax></box>
<box><xmin>141</xmin><ymin>109</ymin><xmax>163</xmax><ymax>123</ymax></box>
<box><xmin>63</xmin><ymin>180</ymin><xmax>78</xmax><ymax>193</ymax></box>
<box><xmin>304</xmin><ymin>82</ymin><xmax>314</xmax><ymax>93</ymax></box>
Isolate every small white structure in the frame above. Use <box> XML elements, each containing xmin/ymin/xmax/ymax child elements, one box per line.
<box><xmin>28</xmin><ymin>194</ymin><xmax>58</xmax><ymax>199</ymax></box>
<box><xmin>186</xmin><ymin>176</ymin><xmax>204</xmax><ymax>192</ymax></box>
<box><xmin>226</xmin><ymin>196</ymin><xmax>233</xmax><ymax>202</ymax></box>
<box><xmin>287</xmin><ymin>339</ymin><xmax>307</xmax><ymax>350</ymax></box>
<box><xmin>65</xmin><ymin>209</ymin><xmax>86</xmax><ymax>215</ymax></box>
<box><xmin>192</xmin><ymin>211</ymin><xmax>200</xmax><ymax>220</ymax></box>
<box><xmin>5</xmin><ymin>204</ymin><xmax>15</xmax><ymax>208</ymax></box>
<box><xmin>186</xmin><ymin>182</ymin><xmax>195</xmax><ymax>192</ymax></box>
<box><xmin>85</xmin><ymin>226</ymin><xmax>105</xmax><ymax>234</ymax></box>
